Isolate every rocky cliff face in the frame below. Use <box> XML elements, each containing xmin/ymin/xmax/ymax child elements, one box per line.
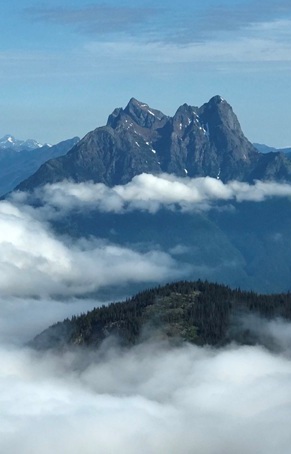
<box><xmin>16</xmin><ymin>96</ymin><xmax>291</xmax><ymax>191</ymax></box>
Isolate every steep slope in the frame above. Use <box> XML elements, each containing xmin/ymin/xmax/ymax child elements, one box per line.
<box><xmin>253</xmin><ymin>143</ymin><xmax>277</xmax><ymax>153</ymax></box>
<box><xmin>16</xmin><ymin>96</ymin><xmax>291</xmax><ymax>191</ymax></box>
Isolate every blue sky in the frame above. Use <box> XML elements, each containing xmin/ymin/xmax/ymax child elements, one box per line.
<box><xmin>1</xmin><ymin>0</ymin><xmax>291</xmax><ymax>147</ymax></box>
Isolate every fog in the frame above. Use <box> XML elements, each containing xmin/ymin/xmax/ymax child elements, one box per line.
<box><xmin>1</xmin><ymin>176</ymin><xmax>291</xmax><ymax>452</ymax></box>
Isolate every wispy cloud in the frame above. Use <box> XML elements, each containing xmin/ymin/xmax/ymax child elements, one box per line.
<box><xmin>25</xmin><ymin>1</ymin><xmax>291</xmax><ymax>45</ymax></box>
<box><xmin>7</xmin><ymin>2</ymin><xmax>291</xmax><ymax>83</ymax></box>
<box><xmin>183</xmin><ymin>0</ymin><xmax>291</xmax><ymax>37</ymax></box>
<box><xmin>25</xmin><ymin>4</ymin><xmax>161</xmax><ymax>37</ymax></box>
<box><xmin>2</xmin><ymin>29</ymin><xmax>291</xmax><ymax>85</ymax></box>
<box><xmin>85</xmin><ymin>30</ymin><xmax>291</xmax><ymax>64</ymax></box>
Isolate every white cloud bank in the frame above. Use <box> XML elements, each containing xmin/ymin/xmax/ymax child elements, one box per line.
<box><xmin>1</xmin><ymin>338</ymin><xmax>291</xmax><ymax>453</ymax></box>
<box><xmin>15</xmin><ymin>174</ymin><xmax>291</xmax><ymax>216</ymax></box>
<box><xmin>0</xmin><ymin>200</ymin><xmax>183</xmax><ymax>298</ymax></box>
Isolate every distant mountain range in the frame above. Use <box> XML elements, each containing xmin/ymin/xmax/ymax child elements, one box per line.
<box><xmin>0</xmin><ymin>134</ymin><xmax>44</xmax><ymax>151</ymax></box>
<box><xmin>16</xmin><ymin>96</ymin><xmax>291</xmax><ymax>192</ymax></box>
<box><xmin>253</xmin><ymin>143</ymin><xmax>291</xmax><ymax>155</ymax></box>
<box><xmin>0</xmin><ymin>136</ymin><xmax>79</xmax><ymax>196</ymax></box>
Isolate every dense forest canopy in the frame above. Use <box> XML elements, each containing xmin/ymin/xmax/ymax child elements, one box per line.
<box><xmin>31</xmin><ymin>280</ymin><xmax>291</xmax><ymax>351</ymax></box>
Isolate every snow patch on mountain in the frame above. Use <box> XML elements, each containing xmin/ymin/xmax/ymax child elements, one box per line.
<box><xmin>0</xmin><ymin>135</ymin><xmax>43</xmax><ymax>151</ymax></box>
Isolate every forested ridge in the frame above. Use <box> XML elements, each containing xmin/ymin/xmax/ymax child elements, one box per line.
<box><xmin>31</xmin><ymin>280</ymin><xmax>291</xmax><ymax>350</ymax></box>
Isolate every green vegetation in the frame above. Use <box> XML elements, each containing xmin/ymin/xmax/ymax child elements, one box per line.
<box><xmin>31</xmin><ymin>280</ymin><xmax>291</xmax><ymax>350</ymax></box>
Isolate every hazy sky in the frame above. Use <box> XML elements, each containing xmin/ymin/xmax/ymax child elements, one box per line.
<box><xmin>1</xmin><ymin>0</ymin><xmax>291</xmax><ymax>146</ymax></box>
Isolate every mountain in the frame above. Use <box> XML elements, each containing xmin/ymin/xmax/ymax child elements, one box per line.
<box><xmin>30</xmin><ymin>280</ymin><xmax>291</xmax><ymax>351</ymax></box>
<box><xmin>10</xmin><ymin>97</ymin><xmax>291</xmax><ymax>296</ymax></box>
<box><xmin>253</xmin><ymin>143</ymin><xmax>277</xmax><ymax>153</ymax></box>
<box><xmin>279</xmin><ymin>147</ymin><xmax>291</xmax><ymax>155</ymax></box>
<box><xmin>16</xmin><ymin>96</ymin><xmax>291</xmax><ymax>192</ymax></box>
<box><xmin>0</xmin><ymin>137</ymin><xmax>79</xmax><ymax>196</ymax></box>
<box><xmin>0</xmin><ymin>134</ymin><xmax>43</xmax><ymax>151</ymax></box>
<box><xmin>254</xmin><ymin>142</ymin><xmax>291</xmax><ymax>155</ymax></box>
<box><xmin>50</xmin><ymin>197</ymin><xmax>291</xmax><ymax>294</ymax></box>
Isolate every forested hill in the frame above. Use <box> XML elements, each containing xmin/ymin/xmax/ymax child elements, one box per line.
<box><xmin>30</xmin><ymin>281</ymin><xmax>291</xmax><ymax>351</ymax></box>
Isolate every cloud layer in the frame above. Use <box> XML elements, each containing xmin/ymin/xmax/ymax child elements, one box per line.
<box><xmin>23</xmin><ymin>2</ymin><xmax>291</xmax><ymax>69</ymax></box>
<box><xmin>25</xmin><ymin>5</ymin><xmax>159</xmax><ymax>36</ymax></box>
<box><xmin>0</xmin><ymin>199</ymin><xmax>183</xmax><ymax>297</ymax></box>
<box><xmin>1</xmin><ymin>173</ymin><xmax>291</xmax><ymax>452</ymax></box>
<box><xmin>7</xmin><ymin>172</ymin><xmax>288</xmax><ymax>299</ymax></box>
<box><xmin>25</xmin><ymin>1</ymin><xmax>291</xmax><ymax>44</ymax></box>
<box><xmin>15</xmin><ymin>174</ymin><xmax>291</xmax><ymax>216</ymax></box>
<box><xmin>1</xmin><ymin>338</ymin><xmax>291</xmax><ymax>453</ymax></box>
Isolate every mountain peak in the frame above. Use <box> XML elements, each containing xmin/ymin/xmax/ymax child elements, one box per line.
<box><xmin>208</xmin><ymin>95</ymin><xmax>226</xmax><ymax>105</ymax></box>
<box><xmin>15</xmin><ymin>96</ymin><xmax>291</xmax><ymax>191</ymax></box>
<box><xmin>127</xmin><ymin>97</ymin><xmax>147</xmax><ymax>108</ymax></box>
<box><xmin>0</xmin><ymin>134</ymin><xmax>16</xmax><ymax>144</ymax></box>
<box><xmin>107</xmin><ymin>98</ymin><xmax>167</xmax><ymax>130</ymax></box>
<box><xmin>0</xmin><ymin>135</ymin><xmax>43</xmax><ymax>151</ymax></box>
<box><xmin>199</xmin><ymin>95</ymin><xmax>241</xmax><ymax>133</ymax></box>
<box><xmin>124</xmin><ymin>98</ymin><xmax>166</xmax><ymax>121</ymax></box>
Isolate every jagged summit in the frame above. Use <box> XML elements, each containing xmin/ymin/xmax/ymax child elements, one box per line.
<box><xmin>15</xmin><ymin>96</ymin><xmax>291</xmax><ymax>192</ymax></box>
<box><xmin>107</xmin><ymin>97</ymin><xmax>167</xmax><ymax>130</ymax></box>
<box><xmin>208</xmin><ymin>95</ymin><xmax>225</xmax><ymax>104</ymax></box>
<box><xmin>125</xmin><ymin>97</ymin><xmax>165</xmax><ymax>117</ymax></box>
<box><xmin>171</xmin><ymin>104</ymin><xmax>199</xmax><ymax>137</ymax></box>
<box><xmin>199</xmin><ymin>95</ymin><xmax>242</xmax><ymax>131</ymax></box>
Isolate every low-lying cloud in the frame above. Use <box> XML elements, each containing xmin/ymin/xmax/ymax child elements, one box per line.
<box><xmin>0</xmin><ymin>199</ymin><xmax>184</xmax><ymax>298</ymax></box>
<box><xmin>2</xmin><ymin>173</ymin><xmax>291</xmax><ymax>452</ymax></box>
<box><xmin>4</xmin><ymin>174</ymin><xmax>291</xmax><ymax>298</ymax></box>
<box><xmin>14</xmin><ymin>174</ymin><xmax>291</xmax><ymax>216</ymax></box>
<box><xmin>1</xmin><ymin>338</ymin><xmax>291</xmax><ymax>453</ymax></box>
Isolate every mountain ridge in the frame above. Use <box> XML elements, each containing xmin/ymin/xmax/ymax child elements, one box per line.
<box><xmin>0</xmin><ymin>136</ymin><xmax>79</xmax><ymax>196</ymax></box>
<box><xmin>15</xmin><ymin>96</ymin><xmax>291</xmax><ymax>192</ymax></box>
<box><xmin>30</xmin><ymin>280</ymin><xmax>291</xmax><ymax>351</ymax></box>
<box><xmin>0</xmin><ymin>134</ymin><xmax>46</xmax><ymax>151</ymax></box>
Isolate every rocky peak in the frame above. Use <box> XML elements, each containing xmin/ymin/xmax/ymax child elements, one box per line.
<box><xmin>14</xmin><ymin>95</ymin><xmax>291</xmax><ymax>192</ymax></box>
<box><xmin>0</xmin><ymin>134</ymin><xmax>43</xmax><ymax>151</ymax></box>
<box><xmin>106</xmin><ymin>98</ymin><xmax>167</xmax><ymax>130</ymax></box>
<box><xmin>172</xmin><ymin>104</ymin><xmax>199</xmax><ymax>134</ymax></box>
<box><xmin>106</xmin><ymin>107</ymin><xmax>123</xmax><ymax>129</ymax></box>
<box><xmin>199</xmin><ymin>96</ymin><xmax>242</xmax><ymax>134</ymax></box>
